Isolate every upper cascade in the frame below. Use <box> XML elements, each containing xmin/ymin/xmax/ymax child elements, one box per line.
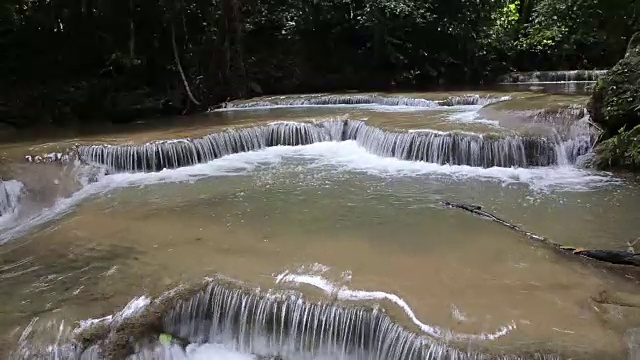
<box><xmin>0</xmin><ymin>180</ymin><xmax>24</xmax><ymax>217</ymax></box>
<box><xmin>76</xmin><ymin>119</ymin><xmax>591</xmax><ymax>174</ymax></box>
<box><xmin>220</xmin><ymin>94</ymin><xmax>508</xmax><ymax>109</ymax></box>
<box><xmin>498</xmin><ymin>70</ymin><xmax>608</xmax><ymax>84</ymax></box>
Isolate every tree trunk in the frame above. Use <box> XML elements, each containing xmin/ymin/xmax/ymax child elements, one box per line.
<box><xmin>171</xmin><ymin>22</ymin><xmax>201</xmax><ymax>106</ymax></box>
<box><xmin>129</xmin><ymin>0</ymin><xmax>135</xmax><ymax>59</ymax></box>
<box><xmin>221</xmin><ymin>0</ymin><xmax>247</xmax><ymax>98</ymax></box>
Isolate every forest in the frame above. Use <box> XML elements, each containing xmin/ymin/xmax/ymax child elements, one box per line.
<box><xmin>0</xmin><ymin>0</ymin><xmax>638</xmax><ymax>127</ymax></box>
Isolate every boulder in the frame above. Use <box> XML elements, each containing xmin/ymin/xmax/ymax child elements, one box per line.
<box><xmin>588</xmin><ymin>32</ymin><xmax>640</xmax><ymax>137</ymax></box>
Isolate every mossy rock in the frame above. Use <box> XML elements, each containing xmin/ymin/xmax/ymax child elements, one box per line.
<box><xmin>588</xmin><ymin>32</ymin><xmax>640</xmax><ymax>137</ymax></box>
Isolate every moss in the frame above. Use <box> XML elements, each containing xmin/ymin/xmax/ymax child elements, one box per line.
<box><xmin>593</xmin><ymin>124</ymin><xmax>640</xmax><ymax>170</ymax></box>
<box><xmin>588</xmin><ymin>32</ymin><xmax>640</xmax><ymax>171</ymax></box>
<box><xmin>588</xmin><ymin>32</ymin><xmax>640</xmax><ymax>138</ymax></box>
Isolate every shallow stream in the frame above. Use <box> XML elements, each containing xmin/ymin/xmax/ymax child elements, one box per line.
<box><xmin>1</xmin><ymin>89</ymin><xmax>639</xmax><ymax>360</ymax></box>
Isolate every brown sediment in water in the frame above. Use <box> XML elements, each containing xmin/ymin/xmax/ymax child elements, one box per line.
<box><xmin>4</xmin><ymin>184</ymin><xmax>637</xmax><ymax>359</ymax></box>
<box><xmin>0</xmin><ymin>91</ymin><xmax>637</xmax><ymax>359</ymax></box>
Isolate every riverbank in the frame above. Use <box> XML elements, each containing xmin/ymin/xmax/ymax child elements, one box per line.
<box><xmin>588</xmin><ymin>32</ymin><xmax>640</xmax><ymax>171</ymax></box>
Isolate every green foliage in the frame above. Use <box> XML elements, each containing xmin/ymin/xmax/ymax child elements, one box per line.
<box><xmin>0</xmin><ymin>0</ymin><xmax>638</xmax><ymax>126</ymax></box>
<box><xmin>513</xmin><ymin>0</ymin><xmax>639</xmax><ymax>70</ymax></box>
<box><xmin>588</xmin><ymin>32</ymin><xmax>640</xmax><ymax>171</ymax></box>
<box><xmin>595</xmin><ymin>125</ymin><xmax>640</xmax><ymax>170</ymax></box>
<box><xmin>589</xmin><ymin>48</ymin><xmax>640</xmax><ymax>136</ymax></box>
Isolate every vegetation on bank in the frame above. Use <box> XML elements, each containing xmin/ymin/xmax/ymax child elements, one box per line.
<box><xmin>0</xmin><ymin>0</ymin><xmax>638</xmax><ymax>128</ymax></box>
<box><xmin>589</xmin><ymin>32</ymin><xmax>640</xmax><ymax>171</ymax></box>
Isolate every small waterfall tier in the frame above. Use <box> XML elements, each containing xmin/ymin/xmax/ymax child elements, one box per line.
<box><xmin>221</xmin><ymin>94</ymin><xmax>508</xmax><ymax>109</ymax></box>
<box><xmin>0</xmin><ymin>180</ymin><xmax>24</xmax><ymax>217</ymax></box>
<box><xmin>77</xmin><ymin>119</ymin><xmax>591</xmax><ymax>173</ymax></box>
<box><xmin>11</xmin><ymin>279</ymin><xmax>562</xmax><ymax>360</ymax></box>
<box><xmin>498</xmin><ymin>70</ymin><xmax>607</xmax><ymax>84</ymax></box>
<box><xmin>526</xmin><ymin>107</ymin><xmax>596</xmax><ymax>164</ymax></box>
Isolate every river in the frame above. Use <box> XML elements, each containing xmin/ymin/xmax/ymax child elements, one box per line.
<box><xmin>0</xmin><ymin>88</ymin><xmax>638</xmax><ymax>360</ymax></box>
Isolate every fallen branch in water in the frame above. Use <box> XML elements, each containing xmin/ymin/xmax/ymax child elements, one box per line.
<box><xmin>440</xmin><ymin>201</ymin><xmax>640</xmax><ymax>267</ymax></box>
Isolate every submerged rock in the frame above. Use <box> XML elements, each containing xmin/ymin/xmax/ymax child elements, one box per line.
<box><xmin>627</xmin><ymin>328</ymin><xmax>640</xmax><ymax>360</ymax></box>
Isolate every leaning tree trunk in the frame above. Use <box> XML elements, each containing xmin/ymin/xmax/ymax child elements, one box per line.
<box><xmin>171</xmin><ymin>22</ymin><xmax>201</xmax><ymax>106</ymax></box>
<box><xmin>129</xmin><ymin>0</ymin><xmax>135</xmax><ymax>59</ymax></box>
<box><xmin>220</xmin><ymin>0</ymin><xmax>247</xmax><ymax>99</ymax></box>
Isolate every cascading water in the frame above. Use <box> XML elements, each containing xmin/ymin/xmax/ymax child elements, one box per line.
<box><xmin>523</xmin><ymin>106</ymin><xmax>599</xmax><ymax>165</ymax></box>
<box><xmin>498</xmin><ymin>70</ymin><xmax>608</xmax><ymax>84</ymax></box>
<box><xmin>219</xmin><ymin>94</ymin><xmax>507</xmax><ymax>110</ymax></box>
<box><xmin>4</xmin><ymin>94</ymin><xmax>612</xmax><ymax>360</ymax></box>
<box><xmin>343</xmin><ymin>120</ymin><xmax>559</xmax><ymax>168</ymax></box>
<box><xmin>77</xmin><ymin>119</ymin><xmax>585</xmax><ymax>173</ymax></box>
<box><xmin>0</xmin><ymin>179</ymin><xmax>24</xmax><ymax>217</ymax></box>
<box><xmin>77</xmin><ymin>121</ymin><xmax>336</xmax><ymax>173</ymax></box>
<box><xmin>11</xmin><ymin>280</ymin><xmax>561</xmax><ymax>360</ymax></box>
<box><xmin>554</xmin><ymin>116</ymin><xmax>597</xmax><ymax>165</ymax></box>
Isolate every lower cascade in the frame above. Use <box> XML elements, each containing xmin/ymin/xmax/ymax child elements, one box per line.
<box><xmin>0</xmin><ymin>180</ymin><xmax>24</xmax><ymax>217</ymax></box>
<box><xmin>11</xmin><ymin>279</ymin><xmax>561</xmax><ymax>360</ymax></box>
<box><xmin>77</xmin><ymin>119</ymin><xmax>593</xmax><ymax>173</ymax></box>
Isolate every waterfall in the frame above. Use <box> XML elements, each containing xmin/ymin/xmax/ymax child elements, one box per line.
<box><xmin>162</xmin><ymin>282</ymin><xmax>456</xmax><ymax>359</ymax></box>
<box><xmin>12</xmin><ymin>280</ymin><xmax>562</xmax><ymax>360</ymax></box>
<box><xmin>343</xmin><ymin>120</ymin><xmax>559</xmax><ymax>168</ymax></box>
<box><xmin>0</xmin><ymin>180</ymin><xmax>24</xmax><ymax>217</ymax></box>
<box><xmin>498</xmin><ymin>70</ymin><xmax>608</xmax><ymax>84</ymax></box>
<box><xmin>524</xmin><ymin>107</ymin><xmax>598</xmax><ymax>165</ymax></box>
<box><xmin>529</xmin><ymin>106</ymin><xmax>587</xmax><ymax>124</ymax></box>
<box><xmin>221</xmin><ymin>94</ymin><xmax>508</xmax><ymax>110</ymax></box>
<box><xmin>556</xmin><ymin>116</ymin><xmax>597</xmax><ymax>165</ymax></box>
<box><xmin>76</xmin><ymin>120</ymin><xmax>584</xmax><ymax>173</ymax></box>
<box><xmin>77</xmin><ymin>122</ymin><xmax>336</xmax><ymax>173</ymax></box>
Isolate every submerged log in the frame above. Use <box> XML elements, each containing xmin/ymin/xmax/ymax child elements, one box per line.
<box><xmin>440</xmin><ymin>200</ymin><xmax>640</xmax><ymax>268</ymax></box>
<box><xmin>574</xmin><ymin>249</ymin><xmax>640</xmax><ymax>266</ymax></box>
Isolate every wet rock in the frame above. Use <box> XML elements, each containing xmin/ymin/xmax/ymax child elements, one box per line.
<box><xmin>627</xmin><ymin>328</ymin><xmax>640</xmax><ymax>360</ymax></box>
<box><xmin>591</xmin><ymin>291</ymin><xmax>640</xmax><ymax>339</ymax></box>
<box><xmin>593</xmin><ymin>290</ymin><xmax>640</xmax><ymax>308</ymax></box>
<box><xmin>592</xmin><ymin>303</ymin><xmax>640</xmax><ymax>335</ymax></box>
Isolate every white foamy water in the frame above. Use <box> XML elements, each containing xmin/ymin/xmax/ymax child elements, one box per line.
<box><xmin>0</xmin><ymin>180</ymin><xmax>24</xmax><ymax>224</ymax></box>
<box><xmin>446</xmin><ymin>107</ymin><xmax>501</xmax><ymax>127</ymax></box>
<box><xmin>288</xmin><ymin>141</ymin><xmax>618</xmax><ymax>191</ymax></box>
<box><xmin>182</xmin><ymin>344</ymin><xmax>256</xmax><ymax>360</ymax></box>
<box><xmin>0</xmin><ymin>140</ymin><xmax>619</xmax><ymax>244</ymax></box>
<box><xmin>77</xmin><ymin>296</ymin><xmax>151</xmax><ymax>331</ymax></box>
<box><xmin>215</xmin><ymin>103</ymin><xmax>444</xmax><ymax>112</ymax></box>
<box><xmin>273</xmin><ymin>266</ymin><xmax>515</xmax><ymax>342</ymax></box>
<box><xmin>27</xmin><ymin>264</ymin><xmax>511</xmax><ymax>359</ymax></box>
